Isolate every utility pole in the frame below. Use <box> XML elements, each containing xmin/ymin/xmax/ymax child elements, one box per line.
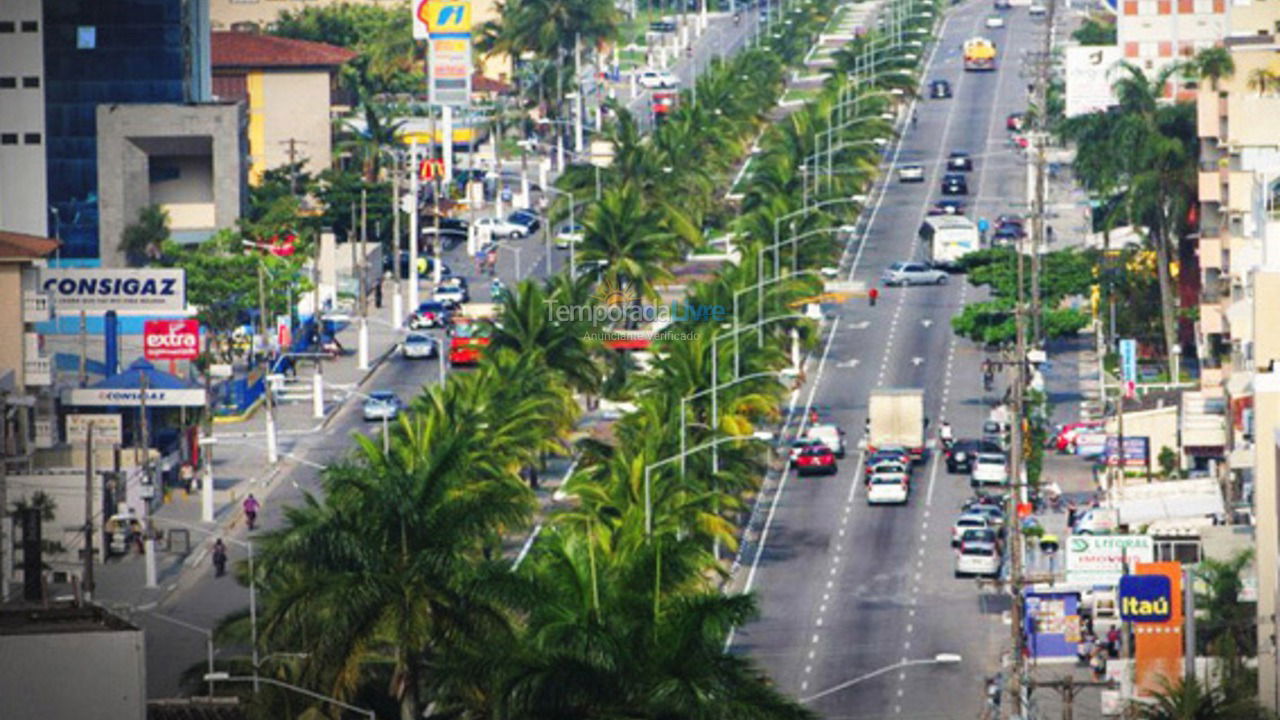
<box><xmin>355</xmin><ymin>195</ymin><xmax>369</xmax><ymax>371</ymax></box>
<box><xmin>312</xmin><ymin>236</ymin><xmax>325</xmax><ymax>420</ymax></box>
<box><xmin>140</xmin><ymin>372</ymin><xmax>157</xmax><ymax>588</ymax></box>
<box><xmin>1006</xmin><ymin>238</ymin><xmax>1029</xmax><ymax>718</ymax></box>
<box><xmin>78</xmin><ymin>310</ymin><xmax>87</xmax><ymax>387</ymax></box>
<box><xmin>281</xmin><ymin>138</ymin><xmax>305</xmax><ymax>197</ymax></box>
<box><xmin>1029</xmin><ymin>0</ymin><xmax>1056</xmax><ymax>345</ymax></box>
<box><xmin>390</xmin><ymin>150</ymin><xmax>403</xmax><ymax>329</ymax></box>
<box><xmin>256</xmin><ymin>263</ymin><xmax>279</xmax><ymax>465</ymax></box>
<box><xmin>83</xmin><ymin>420</ymin><xmax>95</xmax><ymax>600</ymax></box>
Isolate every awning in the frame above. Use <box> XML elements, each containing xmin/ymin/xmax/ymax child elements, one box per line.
<box><xmin>62</xmin><ymin>358</ymin><xmax>206</xmax><ymax>407</ymax></box>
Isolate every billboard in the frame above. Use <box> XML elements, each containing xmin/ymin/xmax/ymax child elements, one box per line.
<box><xmin>429</xmin><ymin>37</ymin><xmax>472</xmax><ymax>106</ymax></box>
<box><xmin>40</xmin><ymin>268</ymin><xmax>186</xmax><ymax>314</ymax></box>
<box><xmin>414</xmin><ymin>0</ymin><xmax>471</xmax><ymax>39</ymax></box>
<box><xmin>1133</xmin><ymin>562</ymin><xmax>1184</xmax><ymax>696</ymax></box>
<box><xmin>1024</xmin><ymin>592</ymin><xmax>1082</xmax><ymax>659</ymax></box>
<box><xmin>1066</xmin><ymin>534</ymin><xmax>1154</xmax><ymax>585</ymax></box>
<box><xmin>63</xmin><ymin>387</ymin><xmax>206</xmax><ymax>407</ymax></box>
<box><xmin>144</xmin><ymin>318</ymin><xmax>201</xmax><ymax>360</ymax></box>
<box><xmin>1065</xmin><ymin>45</ymin><xmax>1122</xmax><ymax>117</ymax></box>
<box><xmin>1105</xmin><ymin>436</ymin><xmax>1150</xmax><ymax>467</ymax></box>
<box><xmin>1119</xmin><ymin>574</ymin><xmax>1173</xmax><ymax>623</ymax></box>
<box><xmin>65</xmin><ymin>413</ymin><xmax>123</xmax><ymax>445</ymax></box>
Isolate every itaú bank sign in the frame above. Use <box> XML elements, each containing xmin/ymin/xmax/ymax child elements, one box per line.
<box><xmin>40</xmin><ymin>268</ymin><xmax>186</xmax><ymax>314</ymax></box>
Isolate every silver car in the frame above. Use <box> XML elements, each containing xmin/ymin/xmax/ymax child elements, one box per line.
<box><xmin>401</xmin><ymin>333</ymin><xmax>438</xmax><ymax>359</ymax></box>
<box><xmin>881</xmin><ymin>261</ymin><xmax>948</xmax><ymax>286</ymax></box>
<box><xmin>362</xmin><ymin>391</ymin><xmax>403</xmax><ymax>422</ymax></box>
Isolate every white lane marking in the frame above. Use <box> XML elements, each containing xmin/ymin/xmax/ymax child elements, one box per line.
<box><xmin>738</xmin><ymin>316</ymin><xmax>842</xmax><ymax>604</ymax></box>
<box><xmin>805</xmin><ymin>665</ymin><xmax>813</xmax><ymax>674</ymax></box>
<box><xmin>813</xmin><ymin>634</ymin><xmax>821</xmax><ymax>644</ymax></box>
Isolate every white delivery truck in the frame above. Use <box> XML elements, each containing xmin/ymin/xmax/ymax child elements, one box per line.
<box><xmin>920</xmin><ymin>215</ymin><xmax>981</xmax><ymax>270</ymax></box>
<box><xmin>868</xmin><ymin>388</ymin><xmax>926</xmax><ymax>461</ymax></box>
<box><xmin>1072</xmin><ymin>477</ymin><xmax>1227</xmax><ymax>534</ymax></box>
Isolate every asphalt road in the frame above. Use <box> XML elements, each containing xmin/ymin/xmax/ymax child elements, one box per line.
<box><xmin>729</xmin><ymin>2</ymin><xmax>1044</xmax><ymax>718</ymax></box>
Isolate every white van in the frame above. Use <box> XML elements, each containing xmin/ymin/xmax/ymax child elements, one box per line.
<box><xmin>1072</xmin><ymin>507</ymin><xmax>1119</xmax><ymax>535</ymax></box>
<box><xmin>806</xmin><ymin>423</ymin><xmax>847</xmax><ymax>457</ymax></box>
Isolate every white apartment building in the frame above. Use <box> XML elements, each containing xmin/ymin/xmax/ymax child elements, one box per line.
<box><xmin>1118</xmin><ymin>0</ymin><xmax>1225</xmax><ymax>96</ymax></box>
<box><xmin>0</xmin><ymin>0</ymin><xmax>47</xmax><ymax>237</ymax></box>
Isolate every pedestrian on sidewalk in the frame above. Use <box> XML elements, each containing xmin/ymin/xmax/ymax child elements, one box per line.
<box><xmin>1106</xmin><ymin>626</ymin><xmax>1121</xmax><ymax>658</ymax></box>
<box><xmin>1090</xmin><ymin>646</ymin><xmax>1107</xmax><ymax>680</ymax></box>
<box><xmin>212</xmin><ymin>539</ymin><xmax>228</xmax><ymax>577</ymax></box>
<box><xmin>243</xmin><ymin>493</ymin><xmax>261</xmax><ymax>530</ymax></box>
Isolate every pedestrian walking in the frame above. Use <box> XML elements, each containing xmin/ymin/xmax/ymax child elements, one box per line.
<box><xmin>868</xmin><ymin>286</ymin><xmax>879</xmax><ymax>307</ymax></box>
<box><xmin>1090</xmin><ymin>647</ymin><xmax>1107</xmax><ymax>680</ymax></box>
<box><xmin>1106</xmin><ymin>626</ymin><xmax>1121</xmax><ymax>658</ymax></box>
<box><xmin>1066</xmin><ymin>502</ymin><xmax>1078</xmax><ymax>529</ymax></box>
<box><xmin>212</xmin><ymin>539</ymin><xmax>228</xmax><ymax>578</ymax></box>
<box><xmin>1046</xmin><ymin>225</ymin><xmax>1055</xmax><ymax>244</ymax></box>
<box><xmin>243</xmin><ymin>493</ymin><xmax>261</xmax><ymax>530</ymax></box>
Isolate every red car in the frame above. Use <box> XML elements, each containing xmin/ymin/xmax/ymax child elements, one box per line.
<box><xmin>795</xmin><ymin>443</ymin><xmax>838</xmax><ymax>476</ymax></box>
<box><xmin>1054</xmin><ymin>421</ymin><xmax>1103</xmax><ymax>453</ymax></box>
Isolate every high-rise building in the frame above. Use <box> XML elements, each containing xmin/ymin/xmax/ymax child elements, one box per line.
<box><xmin>0</xmin><ymin>0</ymin><xmax>49</xmax><ymax>238</ymax></box>
<box><xmin>1192</xmin><ymin>0</ymin><xmax>1280</xmax><ymax>708</ymax></box>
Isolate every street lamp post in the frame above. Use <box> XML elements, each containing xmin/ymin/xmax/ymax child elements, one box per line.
<box><xmin>203</xmin><ymin>673</ymin><xmax>376</xmax><ymax>720</ymax></box>
<box><xmin>733</xmin><ymin>268</ymin><xmax>826</xmax><ymax>375</ymax></box>
<box><xmin>799</xmin><ymin>654</ymin><xmax>962</xmax><ymax>704</ymax></box>
<box><xmin>542</xmin><ymin>186</ymin><xmax>580</xmax><ymax>277</ymax></box>
<box><xmin>644</xmin><ymin>434</ymin><xmax>764</xmax><ymax>537</ymax></box>
<box><xmin>144</xmin><ymin>612</ymin><xmax>216</xmax><ymax>697</ymax></box>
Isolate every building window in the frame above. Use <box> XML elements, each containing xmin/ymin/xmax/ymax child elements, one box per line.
<box><xmin>0</xmin><ymin>21</ymin><xmax>15</xmax><ymax>33</ymax></box>
<box><xmin>23</xmin><ymin>133</ymin><xmax>40</xmax><ymax>145</ymax></box>
<box><xmin>22</xmin><ymin>76</ymin><xmax>39</xmax><ymax>89</ymax></box>
<box><xmin>76</xmin><ymin>26</ymin><xmax>95</xmax><ymax>49</ymax></box>
<box><xmin>20</xmin><ymin>20</ymin><xmax>37</xmax><ymax>32</ymax></box>
<box><xmin>0</xmin><ymin>77</ymin><xmax>15</xmax><ymax>89</ymax></box>
<box><xmin>0</xmin><ymin>134</ymin><xmax>17</xmax><ymax>145</ymax></box>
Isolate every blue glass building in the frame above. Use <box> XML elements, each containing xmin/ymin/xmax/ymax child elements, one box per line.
<box><xmin>43</xmin><ymin>0</ymin><xmax>187</xmax><ymax>259</ymax></box>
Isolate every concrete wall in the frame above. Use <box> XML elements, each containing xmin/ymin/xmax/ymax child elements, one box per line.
<box><xmin>0</xmin><ymin>264</ymin><xmax>26</xmax><ymax>390</ymax></box>
<box><xmin>0</xmin><ymin>623</ymin><xmax>145</xmax><ymax>720</ymax></box>
<box><xmin>1256</xmin><ymin>372</ymin><xmax>1280</xmax><ymax>710</ymax></box>
<box><xmin>0</xmin><ymin>0</ymin><xmax>47</xmax><ymax>236</ymax></box>
<box><xmin>150</xmin><ymin>155</ymin><xmax>217</xmax><ymax>230</ymax></box>
<box><xmin>96</xmin><ymin>102</ymin><xmax>246</xmax><ymax>267</ymax></box>
<box><xmin>257</xmin><ymin>70</ymin><xmax>333</xmax><ymax>181</ymax></box>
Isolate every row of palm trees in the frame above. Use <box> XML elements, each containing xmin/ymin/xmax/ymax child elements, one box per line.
<box><xmin>204</xmin><ymin>0</ymin><xmax>944</xmax><ymax>716</ymax></box>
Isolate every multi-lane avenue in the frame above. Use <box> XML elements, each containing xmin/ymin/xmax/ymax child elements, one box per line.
<box><xmin>732</xmin><ymin>1</ymin><xmax>1043</xmax><ymax>717</ymax></box>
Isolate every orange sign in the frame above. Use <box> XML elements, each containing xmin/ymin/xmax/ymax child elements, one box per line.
<box><xmin>1132</xmin><ymin>561</ymin><xmax>1184</xmax><ymax>696</ymax></box>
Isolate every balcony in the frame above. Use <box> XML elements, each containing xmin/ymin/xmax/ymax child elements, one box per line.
<box><xmin>1198</xmin><ymin>171</ymin><xmax>1223</xmax><ymax>203</ymax></box>
<box><xmin>1198</xmin><ymin>237</ymin><xmax>1223</xmax><ymax>270</ymax></box>
<box><xmin>24</xmin><ymin>357</ymin><xmax>52</xmax><ymax>386</ymax></box>
<box><xmin>22</xmin><ymin>291</ymin><xmax>50</xmax><ymax>323</ymax></box>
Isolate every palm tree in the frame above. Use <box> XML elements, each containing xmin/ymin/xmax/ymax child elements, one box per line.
<box><xmin>1194</xmin><ymin>46</ymin><xmax>1235</xmax><ymax>92</ymax></box>
<box><xmin>1247</xmin><ymin>67</ymin><xmax>1280</xmax><ymax>97</ymax></box>
<box><xmin>1194</xmin><ymin>549</ymin><xmax>1256</xmax><ymax>660</ymax></box>
<box><xmin>489</xmin><ymin>278</ymin><xmax>603</xmax><ymax>394</ymax></box>
<box><xmin>1136</xmin><ymin>675</ymin><xmax>1268</xmax><ymax>720</ymax></box>
<box><xmin>579</xmin><ymin>184</ymin><xmax>678</xmax><ymax>303</ymax></box>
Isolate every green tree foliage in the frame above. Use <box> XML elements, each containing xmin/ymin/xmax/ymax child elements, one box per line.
<box><xmin>271</xmin><ymin>3</ymin><xmax>420</xmax><ymax>100</ymax></box>
<box><xmin>950</xmin><ymin>248</ymin><xmax>1094</xmax><ymax>345</ymax></box>
<box><xmin>120</xmin><ymin>205</ymin><xmax>171</xmax><ymax>267</ymax></box>
<box><xmin>1071</xmin><ymin>15</ymin><xmax>1116</xmax><ymax>45</ymax></box>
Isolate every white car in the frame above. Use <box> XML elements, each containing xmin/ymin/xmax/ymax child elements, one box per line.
<box><xmin>985</xmin><ymin>14</ymin><xmax>1005</xmax><ymax>28</ymax></box>
<box><xmin>955</xmin><ymin>541</ymin><xmax>1001</xmax><ymax>577</ymax></box>
<box><xmin>881</xmin><ymin>261</ymin><xmax>948</xmax><ymax>286</ymax></box>
<box><xmin>433</xmin><ymin>285</ymin><xmax>467</xmax><ymax>308</ymax></box>
<box><xmin>475</xmin><ymin>216</ymin><xmax>528</xmax><ymax>240</ymax></box>
<box><xmin>401</xmin><ymin>333</ymin><xmax>438</xmax><ymax>359</ymax></box>
<box><xmin>867</xmin><ymin>474</ymin><xmax>910</xmax><ymax>505</ymax></box>
<box><xmin>970</xmin><ymin>453</ymin><xmax>1009</xmax><ymax>487</ymax></box>
<box><xmin>951</xmin><ymin>514</ymin><xmax>990</xmax><ymax>546</ymax></box>
<box><xmin>555</xmin><ymin>223</ymin><xmax>584</xmax><ymax>249</ymax></box>
<box><xmin>1029</xmin><ymin>3</ymin><xmax>1047</xmax><ymax>15</ymax></box>
<box><xmin>638</xmin><ymin>69</ymin><xmax>680</xmax><ymax>89</ymax></box>
<box><xmin>805</xmin><ymin>423</ymin><xmax>847</xmax><ymax>458</ymax></box>
<box><xmin>866</xmin><ymin>460</ymin><xmax>910</xmax><ymax>484</ymax></box>
<box><xmin>898</xmin><ymin>163</ymin><xmax>925</xmax><ymax>182</ymax></box>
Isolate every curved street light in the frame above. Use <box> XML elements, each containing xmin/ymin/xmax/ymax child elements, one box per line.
<box><xmin>799</xmin><ymin>653</ymin><xmax>963</xmax><ymax>704</ymax></box>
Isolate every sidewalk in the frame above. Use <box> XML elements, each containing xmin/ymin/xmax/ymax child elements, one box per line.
<box><xmin>87</xmin><ymin>300</ymin><xmax>406</xmax><ymax>610</ymax></box>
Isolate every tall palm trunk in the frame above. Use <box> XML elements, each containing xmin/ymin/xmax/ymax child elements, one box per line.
<box><xmin>1152</xmin><ymin>225</ymin><xmax>1179</xmax><ymax>378</ymax></box>
<box><xmin>397</xmin><ymin>649</ymin><xmax>420</xmax><ymax>720</ymax></box>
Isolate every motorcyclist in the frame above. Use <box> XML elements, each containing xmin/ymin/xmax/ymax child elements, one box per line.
<box><xmin>939</xmin><ymin>419</ymin><xmax>954</xmax><ymax>448</ymax></box>
<box><xmin>490</xmin><ymin>279</ymin><xmax>505</xmax><ymax>300</ymax></box>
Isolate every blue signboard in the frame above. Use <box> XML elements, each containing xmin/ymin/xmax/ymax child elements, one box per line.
<box><xmin>1024</xmin><ymin>592</ymin><xmax>1081</xmax><ymax>658</ymax></box>
<box><xmin>1104</xmin><ymin>436</ymin><xmax>1150</xmax><ymax>467</ymax></box>
<box><xmin>1119</xmin><ymin>338</ymin><xmax>1138</xmax><ymax>385</ymax></box>
<box><xmin>1119</xmin><ymin>574</ymin><xmax>1173</xmax><ymax>623</ymax></box>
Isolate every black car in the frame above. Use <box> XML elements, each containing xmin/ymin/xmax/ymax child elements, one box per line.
<box><xmin>383</xmin><ymin>251</ymin><xmax>451</xmax><ymax>279</ymax></box>
<box><xmin>649</xmin><ymin>20</ymin><xmax>677</xmax><ymax>33</ymax></box>
<box><xmin>421</xmin><ymin>215</ymin><xmax>469</xmax><ymax>233</ymax></box>
<box><xmin>946</xmin><ymin>439</ymin><xmax>1003</xmax><ymax>473</ymax></box>
<box><xmin>508</xmin><ymin>209</ymin><xmax>542</xmax><ymax>234</ymax></box>
<box><xmin>929</xmin><ymin>199</ymin><xmax>966</xmax><ymax>216</ymax></box>
<box><xmin>946</xmin><ymin>151</ymin><xmax>973</xmax><ymax>172</ymax></box>
<box><xmin>929</xmin><ymin>79</ymin><xmax>952</xmax><ymax>99</ymax></box>
<box><xmin>941</xmin><ymin>173</ymin><xmax>968</xmax><ymax>196</ymax></box>
<box><xmin>992</xmin><ymin>222</ymin><xmax>1025</xmax><ymax>244</ymax></box>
